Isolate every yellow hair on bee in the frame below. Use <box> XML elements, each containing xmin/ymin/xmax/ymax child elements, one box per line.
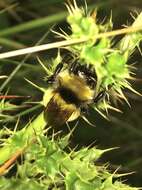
<box><xmin>57</xmin><ymin>70</ymin><xmax>94</xmax><ymax>102</ymax></box>
<box><xmin>43</xmin><ymin>70</ymin><xmax>94</xmax><ymax>127</ymax></box>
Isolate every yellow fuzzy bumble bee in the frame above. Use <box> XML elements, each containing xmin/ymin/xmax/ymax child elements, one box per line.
<box><xmin>43</xmin><ymin>62</ymin><xmax>104</xmax><ymax>127</ymax></box>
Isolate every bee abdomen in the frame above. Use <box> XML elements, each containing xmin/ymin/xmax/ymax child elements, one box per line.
<box><xmin>44</xmin><ymin>93</ymin><xmax>77</xmax><ymax>127</ymax></box>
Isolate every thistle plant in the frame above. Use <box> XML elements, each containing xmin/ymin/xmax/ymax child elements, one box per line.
<box><xmin>63</xmin><ymin>1</ymin><xmax>142</xmax><ymax>114</ymax></box>
<box><xmin>0</xmin><ymin>133</ymin><xmax>139</xmax><ymax>190</ymax></box>
<box><xmin>0</xmin><ymin>1</ymin><xmax>142</xmax><ymax>190</ymax></box>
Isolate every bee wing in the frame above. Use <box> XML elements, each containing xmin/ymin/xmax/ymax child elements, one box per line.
<box><xmin>44</xmin><ymin>93</ymin><xmax>76</xmax><ymax>127</ymax></box>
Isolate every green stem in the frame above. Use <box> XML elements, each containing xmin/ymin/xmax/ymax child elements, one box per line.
<box><xmin>0</xmin><ymin>27</ymin><xmax>52</xmax><ymax>92</ymax></box>
<box><xmin>0</xmin><ymin>38</ymin><xmax>25</xmax><ymax>49</ymax></box>
<box><xmin>0</xmin><ymin>12</ymin><xmax>67</xmax><ymax>37</ymax></box>
<box><xmin>0</xmin><ymin>59</ymin><xmax>36</xmax><ymax>69</ymax></box>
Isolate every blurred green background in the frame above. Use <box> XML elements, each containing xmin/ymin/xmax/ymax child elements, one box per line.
<box><xmin>0</xmin><ymin>0</ymin><xmax>142</xmax><ymax>187</ymax></box>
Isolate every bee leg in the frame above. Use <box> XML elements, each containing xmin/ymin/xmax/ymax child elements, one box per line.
<box><xmin>80</xmin><ymin>105</ymin><xmax>89</xmax><ymax>115</ymax></box>
<box><xmin>69</xmin><ymin>60</ymin><xmax>79</xmax><ymax>75</ymax></box>
<box><xmin>46</xmin><ymin>62</ymin><xmax>64</xmax><ymax>84</ymax></box>
<box><xmin>93</xmin><ymin>90</ymin><xmax>106</xmax><ymax>103</ymax></box>
<box><xmin>93</xmin><ymin>83</ymin><xmax>113</xmax><ymax>103</ymax></box>
<box><xmin>54</xmin><ymin>62</ymin><xmax>64</xmax><ymax>76</ymax></box>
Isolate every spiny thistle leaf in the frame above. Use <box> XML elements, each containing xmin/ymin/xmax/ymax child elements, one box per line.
<box><xmin>0</xmin><ymin>134</ymin><xmax>139</xmax><ymax>190</ymax></box>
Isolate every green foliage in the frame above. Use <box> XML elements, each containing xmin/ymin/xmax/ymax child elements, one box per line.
<box><xmin>0</xmin><ymin>134</ymin><xmax>139</xmax><ymax>190</ymax></box>
<box><xmin>0</xmin><ymin>0</ymin><xmax>142</xmax><ymax>189</ymax></box>
<box><xmin>63</xmin><ymin>1</ymin><xmax>142</xmax><ymax>115</ymax></box>
<box><xmin>0</xmin><ymin>113</ymin><xmax>46</xmax><ymax>165</ymax></box>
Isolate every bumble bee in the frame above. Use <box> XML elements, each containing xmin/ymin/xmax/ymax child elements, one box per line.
<box><xmin>43</xmin><ymin>61</ymin><xmax>105</xmax><ymax>127</ymax></box>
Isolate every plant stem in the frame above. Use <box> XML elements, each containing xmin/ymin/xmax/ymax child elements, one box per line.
<box><xmin>0</xmin><ymin>12</ymin><xmax>67</xmax><ymax>37</ymax></box>
<box><xmin>0</xmin><ymin>38</ymin><xmax>25</xmax><ymax>49</ymax></box>
<box><xmin>0</xmin><ymin>25</ymin><xmax>141</xmax><ymax>59</ymax></box>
